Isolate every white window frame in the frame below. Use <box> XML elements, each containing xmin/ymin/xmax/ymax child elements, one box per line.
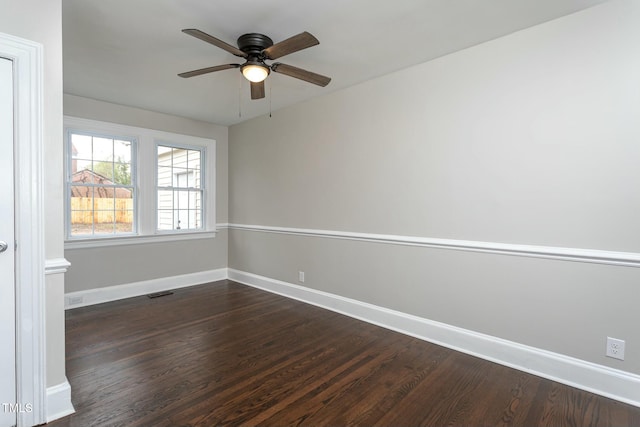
<box><xmin>65</xmin><ymin>128</ymin><xmax>138</xmax><ymax>239</ymax></box>
<box><xmin>155</xmin><ymin>141</ymin><xmax>206</xmax><ymax>233</ymax></box>
<box><xmin>64</xmin><ymin>116</ymin><xmax>216</xmax><ymax>249</ymax></box>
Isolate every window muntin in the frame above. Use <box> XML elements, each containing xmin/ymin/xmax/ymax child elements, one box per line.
<box><xmin>64</xmin><ymin>117</ymin><xmax>216</xmax><ymax>247</ymax></box>
<box><xmin>157</xmin><ymin>144</ymin><xmax>204</xmax><ymax>231</ymax></box>
<box><xmin>67</xmin><ymin>131</ymin><xmax>136</xmax><ymax>238</ymax></box>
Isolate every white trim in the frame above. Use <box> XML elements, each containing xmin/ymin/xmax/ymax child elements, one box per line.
<box><xmin>155</xmin><ymin>140</ymin><xmax>206</xmax><ymax>233</ymax></box>
<box><xmin>1</xmin><ymin>31</ymin><xmax>47</xmax><ymax>426</ymax></box>
<box><xmin>45</xmin><ymin>258</ymin><xmax>71</xmax><ymax>275</ymax></box>
<box><xmin>64</xmin><ymin>268</ymin><xmax>228</xmax><ymax>309</ymax></box>
<box><xmin>63</xmin><ymin>115</ymin><xmax>216</xmax><ymax>243</ymax></box>
<box><xmin>227</xmin><ymin>223</ymin><xmax>640</xmax><ymax>268</ymax></box>
<box><xmin>46</xmin><ymin>379</ymin><xmax>74</xmax><ymax>422</ymax></box>
<box><xmin>228</xmin><ymin>268</ymin><xmax>640</xmax><ymax>408</ymax></box>
<box><xmin>65</xmin><ymin>230</ymin><xmax>217</xmax><ymax>250</ymax></box>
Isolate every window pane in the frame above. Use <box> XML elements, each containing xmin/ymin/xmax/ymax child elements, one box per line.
<box><xmin>71</xmin><ymin>166</ymin><xmax>94</xmax><ymax>185</ymax></box>
<box><xmin>172</xmin><ymin>148</ymin><xmax>187</xmax><ymax>168</ymax></box>
<box><xmin>115</xmin><ymin>195</ymin><xmax>133</xmax><ymax>232</ymax></box>
<box><xmin>175</xmin><ymin>210</ymin><xmax>189</xmax><ymax>229</ymax></box>
<box><xmin>157</xmin><ymin>145</ymin><xmax>172</xmax><ymax>156</ymax></box>
<box><xmin>92</xmin><ymin>160</ymin><xmax>114</xmax><ymax>181</ymax></box>
<box><xmin>95</xmin><ymin>210</ymin><xmax>115</xmax><ymax>229</ymax></box>
<box><xmin>71</xmin><ymin>213</ymin><xmax>94</xmax><ymax>235</ymax></box>
<box><xmin>157</xmin><ymin>165</ymin><xmax>172</xmax><ymax>187</ymax></box>
<box><xmin>70</xmin><ymin>186</ymin><xmax>93</xmax><ymax>236</ymax></box>
<box><xmin>114</xmin><ymin>139</ymin><xmax>132</xmax><ymax>163</ymax></box>
<box><xmin>189</xmin><ymin>191</ymin><xmax>201</xmax><ymax>211</ymax></box>
<box><xmin>93</xmin><ymin>137</ymin><xmax>114</xmax><ymax>162</ymax></box>
<box><xmin>195</xmin><ymin>207</ymin><xmax>202</xmax><ymax>229</ymax></box>
<box><xmin>190</xmin><ymin>190</ymin><xmax>202</xmax><ymax>229</ymax></box>
<box><xmin>157</xmin><ymin>210</ymin><xmax>174</xmax><ymax>231</ymax></box>
<box><xmin>187</xmin><ymin>150</ymin><xmax>201</xmax><ymax>170</ymax></box>
<box><xmin>118</xmin><ymin>213</ymin><xmax>134</xmax><ymax>233</ymax></box>
<box><xmin>113</xmin><ymin>162</ymin><xmax>131</xmax><ymax>185</ymax></box>
<box><xmin>158</xmin><ymin>189</ymin><xmax>173</xmax><ymax>208</ymax></box>
<box><xmin>93</xmin><ymin>222</ymin><xmax>115</xmax><ymax>234</ymax></box>
<box><xmin>71</xmin><ymin>134</ymin><xmax>93</xmax><ymax>162</ymax></box>
<box><xmin>174</xmin><ymin>169</ymin><xmax>188</xmax><ymax>187</ymax></box>
<box><xmin>95</xmin><ymin>195</ymin><xmax>114</xmax><ymax>210</ymax></box>
<box><xmin>175</xmin><ymin>189</ymin><xmax>188</xmax><ymax>211</ymax></box>
<box><xmin>157</xmin><ymin>190</ymin><xmax>174</xmax><ymax>230</ymax></box>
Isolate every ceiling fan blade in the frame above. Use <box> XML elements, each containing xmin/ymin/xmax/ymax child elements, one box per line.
<box><xmin>263</xmin><ymin>32</ymin><xmax>319</xmax><ymax>60</ymax></box>
<box><xmin>250</xmin><ymin>81</ymin><xmax>265</xmax><ymax>100</ymax></box>
<box><xmin>178</xmin><ymin>64</ymin><xmax>240</xmax><ymax>78</ymax></box>
<box><xmin>182</xmin><ymin>29</ymin><xmax>247</xmax><ymax>58</ymax></box>
<box><xmin>271</xmin><ymin>63</ymin><xmax>331</xmax><ymax>87</ymax></box>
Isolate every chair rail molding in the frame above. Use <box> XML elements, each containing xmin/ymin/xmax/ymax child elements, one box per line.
<box><xmin>227</xmin><ymin>223</ymin><xmax>640</xmax><ymax>268</ymax></box>
<box><xmin>45</xmin><ymin>258</ymin><xmax>71</xmax><ymax>275</ymax></box>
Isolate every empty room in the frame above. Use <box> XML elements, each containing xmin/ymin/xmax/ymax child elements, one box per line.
<box><xmin>1</xmin><ymin>0</ymin><xmax>640</xmax><ymax>426</ymax></box>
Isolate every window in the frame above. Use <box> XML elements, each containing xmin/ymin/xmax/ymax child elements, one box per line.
<box><xmin>67</xmin><ymin>131</ymin><xmax>136</xmax><ymax>238</ymax></box>
<box><xmin>157</xmin><ymin>144</ymin><xmax>204</xmax><ymax>231</ymax></box>
<box><xmin>64</xmin><ymin>117</ymin><xmax>216</xmax><ymax>247</ymax></box>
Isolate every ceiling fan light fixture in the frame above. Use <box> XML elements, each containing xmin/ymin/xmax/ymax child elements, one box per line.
<box><xmin>179</xmin><ymin>29</ymin><xmax>331</xmax><ymax>101</ymax></box>
<box><xmin>241</xmin><ymin>62</ymin><xmax>270</xmax><ymax>83</ymax></box>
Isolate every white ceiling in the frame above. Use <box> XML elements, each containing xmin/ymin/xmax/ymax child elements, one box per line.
<box><xmin>62</xmin><ymin>0</ymin><xmax>608</xmax><ymax>126</ymax></box>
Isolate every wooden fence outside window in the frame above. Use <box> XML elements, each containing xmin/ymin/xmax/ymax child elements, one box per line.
<box><xmin>70</xmin><ymin>197</ymin><xmax>133</xmax><ymax>224</ymax></box>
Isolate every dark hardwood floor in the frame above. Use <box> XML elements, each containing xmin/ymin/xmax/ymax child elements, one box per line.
<box><xmin>47</xmin><ymin>280</ymin><xmax>640</xmax><ymax>426</ymax></box>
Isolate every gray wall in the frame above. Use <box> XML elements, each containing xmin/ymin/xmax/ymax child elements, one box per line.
<box><xmin>229</xmin><ymin>0</ymin><xmax>640</xmax><ymax>374</ymax></box>
<box><xmin>63</xmin><ymin>95</ymin><xmax>228</xmax><ymax>292</ymax></box>
<box><xmin>0</xmin><ymin>0</ymin><xmax>67</xmax><ymax>387</ymax></box>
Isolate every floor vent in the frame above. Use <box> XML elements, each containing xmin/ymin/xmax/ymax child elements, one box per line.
<box><xmin>147</xmin><ymin>291</ymin><xmax>174</xmax><ymax>299</ymax></box>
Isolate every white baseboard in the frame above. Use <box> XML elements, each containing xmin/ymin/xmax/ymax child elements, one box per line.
<box><xmin>228</xmin><ymin>268</ymin><xmax>640</xmax><ymax>408</ymax></box>
<box><xmin>46</xmin><ymin>379</ymin><xmax>74</xmax><ymax>422</ymax></box>
<box><xmin>64</xmin><ymin>268</ymin><xmax>228</xmax><ymax>309</ymax></box>
<box><xmin>62</xmin><ymin>266</ymin><xmax>640</xmax><ymax>407</ymax></box>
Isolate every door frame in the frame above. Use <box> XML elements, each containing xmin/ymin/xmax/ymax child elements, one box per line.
<box><xmin>0</xmin><ymin>31</ymin><xmax>46</xmax><ymax>427</ymax></box>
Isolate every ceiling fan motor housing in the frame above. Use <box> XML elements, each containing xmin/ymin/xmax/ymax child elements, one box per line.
<box><xmin>237</xmin><ymin>33</ymin><xmax>274</xmax><ymax>57</ymax></box>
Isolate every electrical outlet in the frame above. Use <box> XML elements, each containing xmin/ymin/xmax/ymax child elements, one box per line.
<box><xmin>606</xmin><ymin>337</ymin><xmax>625</xmax><ymax>360</ymax></box>
<box><xmin>68</xmin><ymin>296</ymin><xmax>83</xmax><ymax>305</ymax></box>
<box><xmin>298</xmin><ymin>271</ymin><xmax>305</xmax><ymax>283</ymax></box>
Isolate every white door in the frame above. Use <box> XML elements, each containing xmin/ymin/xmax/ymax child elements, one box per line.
<box><xmin>0</xmin><ymin>57</ymin><xmax>17</xmax><ymax>427</ymax></box>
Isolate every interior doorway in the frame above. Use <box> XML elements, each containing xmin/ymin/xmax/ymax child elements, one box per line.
<box><xmin>0</xmin><ymin>31</ymin><xmax>47</xmax><ymax>427</ymax></box>
<box><xmin>0</xmin><ymin>56</ymin><xmax>17</xmax><ymax>427</ymax></box>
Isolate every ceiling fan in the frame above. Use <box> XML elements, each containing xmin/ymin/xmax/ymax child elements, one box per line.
<box><xmin>178</xmin><ymin>29</ymin><xmax>331</xmax><ymax>100</ymax></box>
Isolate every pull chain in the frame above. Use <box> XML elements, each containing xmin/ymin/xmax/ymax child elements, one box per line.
<box><xmin>269</xmin><ymin>80</ymin><xmax>272</xmax><ymax>118</ymax></box>
<box><xmin>238</xmin><ymin>74</ymin><xmax>242</xmax><ymax>118</ymax></box>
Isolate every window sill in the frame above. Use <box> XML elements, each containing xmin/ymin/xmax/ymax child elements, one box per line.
<box><xmin>64</xmin><ymin>230</ymin><xmax>218</xmax><ymax>250</ymax></box>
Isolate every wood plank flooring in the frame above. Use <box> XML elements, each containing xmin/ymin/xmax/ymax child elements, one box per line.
<box><xmin>46</xmin><ymin>280</ymin><xmax>640</xmax><ymax>426</ymax></box>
